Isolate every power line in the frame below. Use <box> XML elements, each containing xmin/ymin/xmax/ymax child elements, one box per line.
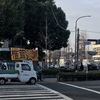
<box><xmin>80</xmin><ymin>30</ymin><xmax>100</xmax><ymax>33</ymax></box>
<box><xmin>49</xmin><ymin>1</ymin><xmax>66</xmax><ymax>31</ymax></box>
<box><xmin>70</xmin><ymin>30</ymin><xmax>100</xmax><ymax>33</ymax></box>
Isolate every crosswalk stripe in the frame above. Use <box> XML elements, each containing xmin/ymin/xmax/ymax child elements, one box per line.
<box><xmin>1</xmin><ymin>96</ymin><xmax>63</xmax><ymax>100</ymax></box>
<box><xmin>0</xmin><ymin>94</ymin><xmax>59</xmax><ymax>97</ymax></box>
<box><xmin>0</xmin><ymin>84</ymin><xmax>66</xmax><ymax>100</ymax></box>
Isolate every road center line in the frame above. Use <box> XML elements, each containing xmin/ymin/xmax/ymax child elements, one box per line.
<box><xmin>59</xmin><ymin>82</ymin><xmax>100</xmax><ymax>95</ymax></box>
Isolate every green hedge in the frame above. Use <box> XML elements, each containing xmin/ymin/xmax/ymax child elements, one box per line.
<box><xmin>57</xmin><ymin>70</ymin><xmax>100</xmax><ymax>81</ymax></box>
<box><xmin>42</xmin><ymin>68</ymin><xmax>100</xmax><ymax>81</ymax></box>
<box><xmin>42</xmin><ymin>68</ymin><xmax>59</xmax><ymax>75</ymax></box>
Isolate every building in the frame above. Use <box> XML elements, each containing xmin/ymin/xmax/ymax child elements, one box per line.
<box><xmin>92</xmin><ymin>44</ymin><xmax>100</xmax><ymax>60</ymax></box>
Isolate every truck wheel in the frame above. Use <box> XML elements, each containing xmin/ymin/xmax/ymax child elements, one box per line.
<box><xmin>29</xmin><ymin>78</ymin><xmax>36</xmax><ymax>84</ymax></box>
<box><xmin>0</xmin><ymin>79</ymin><xmax>6</xmax><ymax>85</ymax></box>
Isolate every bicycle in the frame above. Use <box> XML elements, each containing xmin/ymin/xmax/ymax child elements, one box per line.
<box><xmin>37</xmin><ymin>72</ymin><xmax>45</xmax><ymax>82</ymax></box>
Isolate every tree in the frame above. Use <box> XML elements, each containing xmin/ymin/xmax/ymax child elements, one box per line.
<box><xmin>0</xmin><ymin>0</ymin><xmax>24</xmax><ymax>41</ymax></box>
<box><xmin>24</xmin><ymin>0</ymin><xmax>70</xmax><ymax>50</ymax></box>
<box><xmin>0</xmin><ymin>0</ymin><xmax>70</xmax><ymax>61</ymax></box>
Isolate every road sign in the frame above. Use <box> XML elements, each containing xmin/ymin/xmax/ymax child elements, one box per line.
<box><xmin>87</xmin><ymin>51</ymin><xmax>97</xmax><ymax>56</ymax></box>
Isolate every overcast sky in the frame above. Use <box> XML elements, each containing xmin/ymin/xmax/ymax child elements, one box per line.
<box><xmin>54</xmin><ymin>0</ymin><xmax>100</xmax><ymax>48</ymax></box>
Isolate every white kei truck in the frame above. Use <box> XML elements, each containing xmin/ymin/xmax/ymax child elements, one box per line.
<box><xmin>0</xmin><ymin>60</ymin><xmax>37</xmax><ymax>85</ymax></box>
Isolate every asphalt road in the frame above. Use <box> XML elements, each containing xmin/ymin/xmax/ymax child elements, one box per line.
<box><xmin>38</xmin><ymin>78</ymin><xmax>100</xmax><ymax>100</ymax></box>
<box><xmin>0</xmin><ymin>81</ymin><xmax>70</xmax><ymax>100</ymax></box>
<box><xmin>0</xmin><ymin>78</ymin><xmax>100</xmax><ymax>100</ymax></box>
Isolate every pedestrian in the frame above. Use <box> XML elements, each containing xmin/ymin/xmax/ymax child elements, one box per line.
<box><xmin>75</xmin><ymin>64</ymin><xmax>78</xmax><ymax>72</ymax></box>
<box><xmin>37</xmin><ymin>63</ymin><xmax>42</xmax><ymax>81</ymax></box>
<box><xmin>80</xmin><ymin>63</ymin><xmax>84</xmax><ymax>71</ymax></box>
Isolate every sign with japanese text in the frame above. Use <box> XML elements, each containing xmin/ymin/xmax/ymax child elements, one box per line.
<box><xmin>11</xmin><ymin>48</ymin><xmax>38</xmax><ymax>61</ymax></box>
<box><xmin>26</xmin><ymin>49</ymin><xmax>38</xmax><ymax>61</ymax></box>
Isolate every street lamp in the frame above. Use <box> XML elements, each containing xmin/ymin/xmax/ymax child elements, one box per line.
<box><xmin>75</xmin><ymin>15</ymin><xmax>91</xmax><ymax>68</ymax></box>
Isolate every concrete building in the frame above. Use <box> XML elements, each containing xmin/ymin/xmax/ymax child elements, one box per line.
<box><xmin>92</xmin><ymin>44</ymin><xmax>100</xmax><ymax>60</ymax></box>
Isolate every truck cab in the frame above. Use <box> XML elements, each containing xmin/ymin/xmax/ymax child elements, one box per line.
<box><xmin>15</xmin><ymin>61</ymin><xmax>37</xmax><ymax>84</ymax></box>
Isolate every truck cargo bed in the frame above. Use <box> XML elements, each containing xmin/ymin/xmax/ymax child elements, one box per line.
<box><xmin>0</xmin><ymin>70</ymin><xmax>19</xmax><ymax>74</ymax></box>
<box><xmin>0</xmin><ymin>73</ymin><xmax>18</xmax><ymax>78</ymax></box>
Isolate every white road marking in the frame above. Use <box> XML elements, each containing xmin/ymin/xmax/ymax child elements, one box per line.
<box><xmin>59</xmin><ymin>82</ymin><xmax>100</xmax><ymax>95</ymax></box>
<box><xmin>0</xmin><ymin>84</ymin><xmax>73</xmax><ymax>100</ymax></box>
<box><xmin>1</xmin><ymin>96</ymin><xmax>64</xmax><ymax>100</ymax></box>
<box><xmin>38</xmin><ymin>84</ymin><xmax>73</xmax><ymax>100</ymax></box>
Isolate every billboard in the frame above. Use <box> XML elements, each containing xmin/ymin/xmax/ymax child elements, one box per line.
<box><xmin>26</xmin><ymin>49</ymin><xmax>38</xmax><ymax>61</ymax></box>
<box><xmin>11</xmin><ymin>48</ymin><xmax>38</xmax><ymax>61</ymax></box>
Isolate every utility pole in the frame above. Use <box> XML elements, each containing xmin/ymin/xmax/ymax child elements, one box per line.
<box><xmin>45</xmin><ymin>12</ymin><xmax>48</xmax><ymax>68</ymax></box>
<box><xmin>75</xmin><ymin>15</ymin><xmax>91</xmax><ymax>67</ymax></box>
<box><xmin>76</xmin><ymin>28</ymin><xmax>80</xmax><ymax>67</ymax></box>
